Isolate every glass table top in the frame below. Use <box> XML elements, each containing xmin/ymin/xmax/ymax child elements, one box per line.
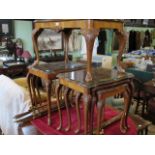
<box><xmin>31</xmin><ymin>61</ymin><xmax>86</xmax><ymax>74</ymax></box>
<box><xmin>57</xmin><ymin>67</ymin><xmax>134</xmax><ymax>89</ymax></box>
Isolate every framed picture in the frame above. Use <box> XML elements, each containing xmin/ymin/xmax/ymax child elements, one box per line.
<box><xmin>0</xmin><ymin>19</ymin><xmax>13</xmax><ymax>37</ymax></box>
<box><xmin>37</xmin><ymin>29</ymin><xmax>63</xmax><ymax>51</ymax></box>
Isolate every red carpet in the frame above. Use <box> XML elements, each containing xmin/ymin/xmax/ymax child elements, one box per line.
<box><xmin>31</xmin><ymin>105</ymin><xmax>137</xmax><ymax>135</ymax></box>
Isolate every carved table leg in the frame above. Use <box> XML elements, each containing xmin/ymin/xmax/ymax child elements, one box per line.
<box><xmin>35</xmin><ymin>77</ymin><xmax>42</xmax><ymax>104</ymax></box>
<box><xmin>115</xmin><ymin>30</ymin><xmax>127</xmax><ymax>73</ymax></box>
<box><xmin>31</xmin><ymin>75</ymin><xmax>39</xmax><ymax>117</ymax></box>
<box><xmin>89</xmin><ymin>96</ymin><xmax>97</xmax><ymax>134</ymax></box>
<box><xmin>45</xmin><ymin>80</ymin><xmax>52</xmax><ymax>126</ymax></box>
<box><xmin>64</xmin><ymin>87</ymin><xmax>72</xmax><ymax>131</ymax></box>
<box><xmin>124</xmin><ymin>80</ymin><xmax>134</xmax><ymax>128</ymax></box>
<box><xmin>81</xmin><ymin>28</ymin><xmax>99</xmax><ymax>82</ymax></box>
<box><xmin>96</xmin><ymin>100</ymin><xmax>105</xmax><ymax>135</ymax></box>
<box><xmin>120</xmin><ymin>87</ymin><xmax>130</xmax><ymax>133</ymax></box>
<box><xmin>56</xmin><ymin>83</ymin><xmax>63</xmax><ymax>130</ymax></box>
<box><xmin>27</xmin><ymin>73</ymin><xmax>36</xmax><ymax>117</ymax></box>
<box><xmin>74</xmin><ymin>92</ymin><xmax>82</xmax><ymax>134</ymax></box>
<box><xmin>31</xmin><ymin>76</ymin><xmax>38</xmax><ymax>107</ymax></box>
<box><xmin>27</xmin><ymin>73</ymin><xmax>34</xmax><ymax>105</ymax></box>
<box><xmin>63</xmin><ymin>29</ymin><xmax>72</xmax><ymax>64</ymax></box>
<box><xmin>32</xmin><ymin>28</ymin><xmax>44</xmax><ymax>65</ymax></box>
<box><xmin>83</xmin><ymin>94</ymin><xmax>91</xmax><ymax>134</ymax></box>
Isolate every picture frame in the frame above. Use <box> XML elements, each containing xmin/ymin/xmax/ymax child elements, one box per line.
<box><xmin>0</xmin><ymin>20</ymin><xmax>13</xmax><ymax>37</ymax></box>
<box><xmin>37</xmin><ymin>29</ymin><xmax>63</xmax><ymax>51</ymax></box>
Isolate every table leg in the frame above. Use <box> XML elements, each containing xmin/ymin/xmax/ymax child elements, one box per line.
<box><xmin>89</xmin><ymin>96</ymin><xmax>97</xmax><ymax>134</ymax></box>
<box><xmin>120</xmin><ymin>88</ymin><xmax>130</xmax><ymax>133</ymax></box>
<box><xmin>124</xmin><ymin>81</ymin><xmax>134</xmax><ymax>128</ymax></box>
<box><xmin>56</xmin><ymin>84</ymin><xmax>63</xmax><ymax>130</ymax></box>
<box><xmin>27</xmin><ymin>73</ymin><xmax>34</xmax><ymax>108</ymax></box>
<box><xmin>74</xmin><ymin>92</ymin><xmax>82</xmax><ymax>134</ymax></box>
<box><xmin>83</xmin><ymin>94</ymin><xmax>91</xmax><ymax>134</ymax></box>
<box><xmin>115</xmin><ymin>30</ymin><xmax>127</xmax><ymax>73</ymax></box>
<box><xmin>64</xmin><ymin>87</ymin><xmax>72</xmax><ymax>131</ymax></box>
<box><xmin>120</xmin><ymin>81</ymin><xmax>134</xmax><ymax>131</ymax></box>
<box><xmin>27</xmin><ymin>73</ymin><xmax>38</xmax><ymax>117</ymax></box>
<box><xmin>81</xmin><ymin>28</ymin><xmax>99</xmax><ymax>82</ymax></box>
<box><xmin>63</xmin><ymin>29</ymin><xmax>72</xmax><ymax>64</ymax></box>
<box><xmin>45</xmin><ymin>80</ymin><xmax>52</xmax><ymax>126</ymax></box>
<box><xmin>32</xmin><ymin>28</ymin><xmax>44</xmax><ymax>64</ymax></box>
<box><xmin>96</xmin><ymin>100</ymin><xmax>105</xmax><ymax>135</ymax></box>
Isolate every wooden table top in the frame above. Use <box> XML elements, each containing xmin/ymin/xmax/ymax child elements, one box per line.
<box><xmin>57</xmin><ymin>68</ymin><xmax>134</xmax><ymax>89</ymax></box>
<box><xmin>34</xmin><ymin>19</ymin><xmax>124</xmax><ymax>31</ymax></box>
<box><xmin>28</xmin><ymin>61</ymin><xmax>86</xmax><ymax>79</ymax></box>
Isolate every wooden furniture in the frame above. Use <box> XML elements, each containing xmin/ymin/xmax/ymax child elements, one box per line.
<box><xmin>27</xmin><ymin>19</ymin><xmax>131</xmax><ymax>134</ymax></box>
<box><xmin>56</xmin><ymin>68</ymin><xmax>134</xmax><ymax>134</ymax></box>
<box><xmin>143</xmin><ymin>80</ymin><xmax>155</xmax><ymax>116</ymax></box>
<box><xmin>27</xmin><ymin>61</ymin><xmax>85</xmax><ymax>125</ymax></box>
<box><xmin>133</xmin><ymin>79</ymin><xmax>155</xmax><ymax>116</ymax></box>
<box><xmin>144</xmin><ymin>80</ymin><xmax>155</xmax><ymax>94</ymax></box>
<box><xmin>32</xmin><ymin>19</ymin><xmax>126</xmax><ymax>82</ymax></box>
<box><xmin>130</xmin><ymin>114</ymin><xmax>152</xmax><ymax>135</ymax></box>
<box><xmin>40</xmin><ymin>54</ymin><xmax>72</xmax><ymax>63</ymax></box>
<box><xmin>0</xmin><ymin>61</ymin><xmax>27</xmax><ymax>78</ymax></box>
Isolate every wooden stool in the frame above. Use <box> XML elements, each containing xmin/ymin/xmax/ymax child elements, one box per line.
<box><xmin>130</xmin><ymin>114</ymin><xmax>152</xmax><ymax>135</ymax></box>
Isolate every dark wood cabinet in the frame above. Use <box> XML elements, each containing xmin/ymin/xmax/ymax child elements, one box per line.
<box><xmin>0</xmin><ymin>61</ymin><xmax>28</xmax><ymax>78</ymax></box>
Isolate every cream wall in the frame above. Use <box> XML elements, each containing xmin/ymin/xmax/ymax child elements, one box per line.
<box><xmin>13</xmin><ymin>20</ymin><xmax>34</xmax><ymax>56</ymax></box>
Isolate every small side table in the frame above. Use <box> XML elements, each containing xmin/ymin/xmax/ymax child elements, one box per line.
<box><xmin>56</xmin><ymin>68</ymin><xmax>134</xmax><ymax>134</ymax></box>
<box><xmin>27</xmin><ymin>61</ymin><xmax>85</xmax><ymax>125</ymax></box>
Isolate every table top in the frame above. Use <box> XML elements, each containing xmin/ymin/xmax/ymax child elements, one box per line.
<box><xmin>34</xmin><ymin>19</ymin><xmax>124</xmax><ymax>31</ymax></box>
<box><xmin>28</xmin><ymin>61</ymin><xmax>86</xmax><ymax>79</ymax></box>
<box><xmin>57</xmin><ymin>68</ymin><xmax>134</xmax><ymax>89</ymax></box>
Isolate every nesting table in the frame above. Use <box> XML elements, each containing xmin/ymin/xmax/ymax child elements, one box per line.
<box><xmin>32</xmin><ymin>19</ymin><xmax>126</xmax><ymax>82</ymax></box>
<box><xmin>27</xmin><ymin>19</ymin><xmax>134</xmax><ymax>134</ymax></box>
<box><xmin>56</xmin><ymin>68</ymin><xmax>134</xmax><ymax>134</ymax></box>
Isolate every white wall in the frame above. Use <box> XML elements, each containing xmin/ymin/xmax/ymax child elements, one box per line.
<box><xmin>14</xmin><ymin>20</ymin><xmax>34</xmax><ymax>56</ymax></box>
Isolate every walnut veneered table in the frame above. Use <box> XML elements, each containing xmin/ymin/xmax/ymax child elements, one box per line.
<box><xmin>28</xmin><ymin>19</ymin><xmax>128</xmax><ymax>134</ymax></box>
<box><xmin>56</xmin><ymin>68</ymin><xmax>134</xmax><ymax>134</ymax></box>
